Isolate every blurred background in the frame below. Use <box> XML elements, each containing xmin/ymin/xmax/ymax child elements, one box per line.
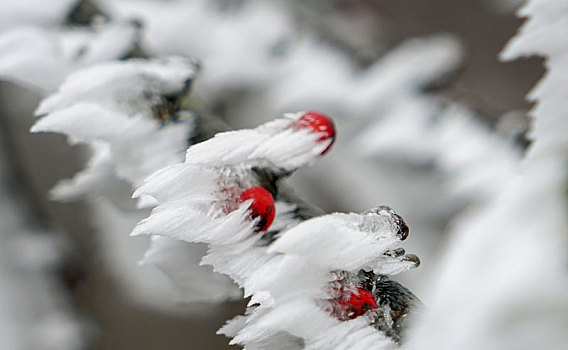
<box><xmin>0</xmin><ymin>0</ymin><xmax>543</xmax><ymax>349</ymax></box>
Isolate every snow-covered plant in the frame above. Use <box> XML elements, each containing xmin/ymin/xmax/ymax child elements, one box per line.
<box><xmin>32</xmin><ymin>56</ymin><xmax>197</xmax><ymax>202</ymax></box>
<box><xmin>0</xmin><ymin>1</ymin><xmax>124</xmax><ymax>346</ymax></box>
<box><xmin>358</xmin><ymin>98</ymin><xmax>522</xmax><ymax>216</ymax></box>
<box><xmin>132</xmin><ymin>111</ymin><xmax>421</xmax><ymax>348</ymax></box>
<box><xmin>21</xmin><ymin>0</ymin><xmax>472</xmax><ymax>343</ymax></box>
<box><xmin>408</xmin><ymin>1</ymin><xmax>568</xmax><ymax>348</ymax></box>
<box><xmin>112</xmin><ymin>0</ymin><xmax>296</xmax><ymax>97</ymax></box>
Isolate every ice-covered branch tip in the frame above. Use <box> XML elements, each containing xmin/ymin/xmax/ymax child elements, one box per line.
<box><xmin>30</xmin><ymin>56</ymin><xmax>199</xmax><ymax>201</ymax></box>
<box><xmin>181</xmin><ymin>110</ymin><xmax>335</xmax><ymax>174</ymax></box>
<box><xmin>133</xmin><ymin>112</ymin><xmax>420</xmax><ymax>348</ymax></box>
<box><xmin>224</xmin><ymin>207</ymin><xmax>420</xmax><ymax>349</ymax></box>
<box><xmin>132</xmin><ymin>110</ymin><xmax>338</xmax><ymax>244</ymax></box>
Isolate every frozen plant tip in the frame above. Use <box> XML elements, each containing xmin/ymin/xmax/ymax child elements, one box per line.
<box><xmin>133</xmin><ymin>113</ymin><xmax>420</xmax><ymax>348</ymax></box>
<box><xmin>30</xmin><ymin>56</ymin><xmax>199</xmax><ymax>201</ymax></box>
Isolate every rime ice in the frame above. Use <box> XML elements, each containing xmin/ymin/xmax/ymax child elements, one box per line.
<box><xmin>134</xmin><ymin>117</ymin><xmax>420</xmax><ymax>347</ymax></box>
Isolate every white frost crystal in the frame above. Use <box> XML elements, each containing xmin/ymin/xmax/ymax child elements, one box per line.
<box><xmin>32</xmin><ymin>56</ymin><xmax>197</xmax><ymax>201</ymax></box>
<box><xmin>182</xmin><ymin>112</ymin><xmax>331</xmax><ymax>171</ymax></box>
<box><xmin>230</xmin><ymin>210</ymin><xmax>415</xmax><ymax>349</ymax></box>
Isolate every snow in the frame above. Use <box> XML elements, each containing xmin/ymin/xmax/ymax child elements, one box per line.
<box><xmin>182</xmin><ymin>113</ymin><xmax>329</xmax><ymax>171</ymax></box>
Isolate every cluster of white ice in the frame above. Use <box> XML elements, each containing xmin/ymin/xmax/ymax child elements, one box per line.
<box><xmin>0</xmin><ymin>0</ymin><xmax>234</xmax><ymax>310</ymax></box>
<box><xmin>0</xmin><ymin>1</ymin><xmax>117</xmax><ymax>347</ymax></box>
<box><xmin>133</xmin><ymin>115</ymin><xmax>418</xmax><ymax>348</ymax></box>
<box><xmin>32</xmin><ymin>57</ymin><xmax>197</xmax><ymax>201</ymax></box>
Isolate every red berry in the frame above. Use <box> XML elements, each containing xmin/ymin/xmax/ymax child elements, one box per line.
<box><xmin>239</xmin><ymin>186</ymin><xmax>275</xmax><ymax>232</ymax></box>
<box><xmin>295</xmin><ymin>111</ymin><xmax>336</xmax><ymax>155</ymax></box>
<box><xmin>338</xmin><ymin>287</ymin><xmax>378</xmax><ymax>318</ymax></box>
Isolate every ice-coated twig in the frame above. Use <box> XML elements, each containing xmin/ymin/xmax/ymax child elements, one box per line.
<box><xmin>133</xmin><ymin>112</ymin><xmax>421</xmax><ymax>347</ymax></box>
<box><xmin>32</xmin><ymin>56</ymin><xmax>198</xmax><ymax>202</ymax></box>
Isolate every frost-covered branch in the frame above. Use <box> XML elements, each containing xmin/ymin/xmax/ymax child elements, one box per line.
<box><xmin>132</xmin><ymin>111</ymin><xmax>421</xmax><ymax>347</ymax></box>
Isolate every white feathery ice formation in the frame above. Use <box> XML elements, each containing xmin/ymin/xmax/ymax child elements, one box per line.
<box><xmin>30</xmin><ymin>55</ymin><xmax>243</xmax><ymax>306</ymax></box>
<box><xmin>349</xmin><ymin>32</ymin><xmax>526</xmax><ymax>297</ymax></box>
<box><xmin>133</xmin><ymin>114</ymin><xmax>417</xmax><ymax>349</ymax></box>
<box><xmin>225</xmin><ymin>210</ymin><xmax>416</xmax><ymax>350</ymax></box>
<box><xmin>409</xmin><ymin>1</ymin><xmax>568</xmax><ymax>349</ymax></box>
<box><xmin>32</xmin><ymin>56</ymin><xmax>197</xmax><ymax>202</ymax></box>
<box><xmin>133</xmin><ymin>112</ymin><xmax>330</xmax><ymax>289</ymax></box>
